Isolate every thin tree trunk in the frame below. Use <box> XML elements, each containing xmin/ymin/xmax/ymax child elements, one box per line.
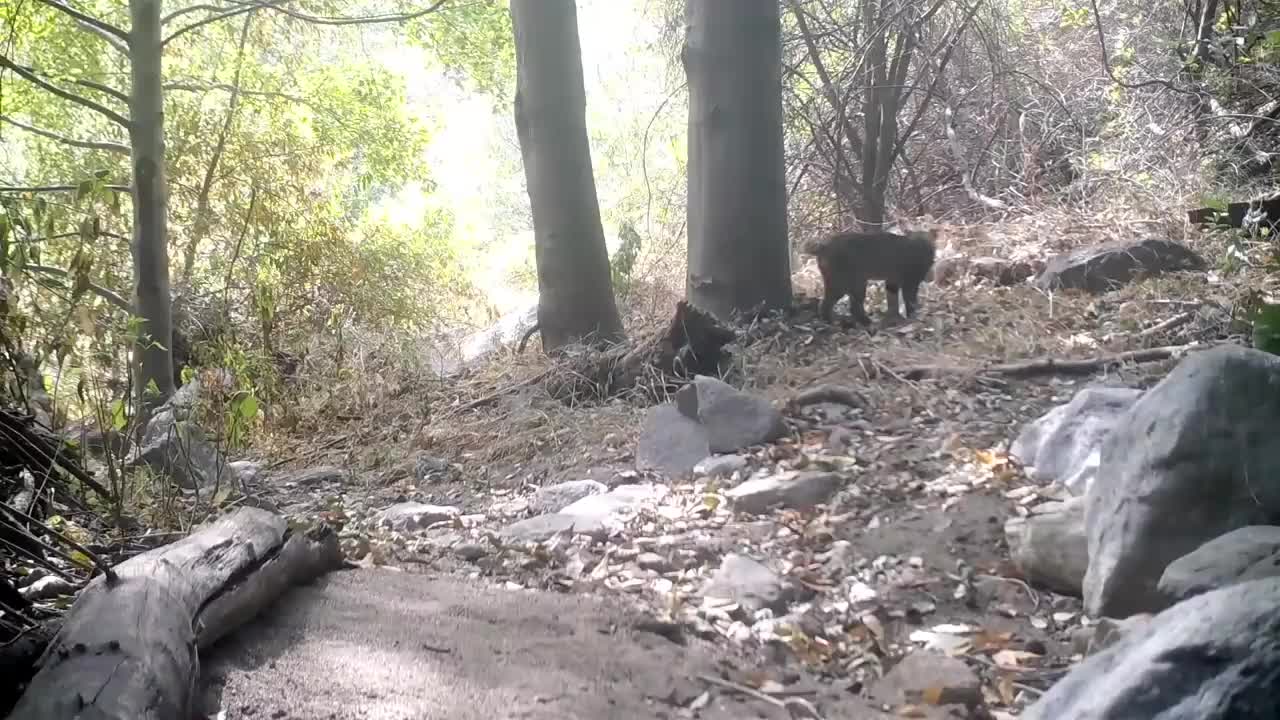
<box><xmin>181</xmin><ymin>11</ymin><xmax>255</xmax><ymax>286</ymax></box>
<box><xmin>684</xmin><ymin>0</ymin><xmax>791</xmax><ymax>320</ymax></box>
<box><xmin>128</xmin><ymin>0</ymin><xmax>176</xmax><ymax>406</ymax></box>
<box><xmin>510</xmin><ymin>0</ymin><xmax>624</xmax><ymax>351</ymax></box>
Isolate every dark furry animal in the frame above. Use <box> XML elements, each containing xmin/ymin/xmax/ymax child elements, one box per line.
<box><xmin>802</xmin><ymin>228</ymin><xmax>939</xmax><ymax>324</ymax></box>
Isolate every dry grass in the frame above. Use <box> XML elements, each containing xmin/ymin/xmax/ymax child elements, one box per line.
<box><xmin>252</xmin><ymin>209</ymin><xmax>1275</xmax><ymax>493</ymax></box>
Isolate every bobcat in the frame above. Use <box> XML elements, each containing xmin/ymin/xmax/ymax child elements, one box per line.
<box><xmin>802</xmin><ymin>228</ymin><xmax>939</xmax><ymax>324</ymax></box>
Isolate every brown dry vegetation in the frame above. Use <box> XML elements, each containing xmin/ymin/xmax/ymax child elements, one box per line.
<box><xmin>249</xmin><ymin>210</ymin><xmax>1264</xmax><ymax>507</ymax></box>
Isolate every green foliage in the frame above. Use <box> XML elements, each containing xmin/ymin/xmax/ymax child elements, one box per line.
<box><xmin>1251</xmin><ymin>302</ymin><xmax>1280</xmax><ymax>356</ymax></box>
<box><xmin>611</xmin><ymin>220</ymin><xmax>643</xmax><ymax>299</ymax></box>
<box><xmin>407</xmin><ymin>0</ymin><xmax>515</xmax><ymax>99</ymax></box>
<box><xmin>1058</xmin><ymin>4</ymin><xmax>1090</xmax><ymax>30</ymax></box>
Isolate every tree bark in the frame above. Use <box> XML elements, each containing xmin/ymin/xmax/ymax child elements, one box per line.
<box><xmin>509</xmin><ymin>0</ymin><xmax>624</xmax><ymax>351</ymax></box>
<box><xmin>684</xmin><ymin>0</ymin><xmax>791</xmax><ymax>321</ymax></box>
<box><xmin>7</xmin><ymin>507</ymin><xmax>343</xmax><ymax>720</ymax></box>
<box><xmin>128</xmin><ymin>0</ymin><xmax>177</xmax><ymax>407</ymax></box>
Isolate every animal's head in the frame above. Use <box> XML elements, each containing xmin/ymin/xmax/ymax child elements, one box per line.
<box><xmin>907</xmin><ymin>227</ymin><xmax>941</xmax><ymax>245</ymax></box>
<box><xmin>799</xmin><ymin>236</ymin><xmax>828</xmax><ymax>256</ymax></box>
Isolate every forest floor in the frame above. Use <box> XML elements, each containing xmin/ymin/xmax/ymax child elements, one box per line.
<box><xmin>200</xmin><ymin>217</ymin><xmax>1255</xmax><ymax>719</ymax></box>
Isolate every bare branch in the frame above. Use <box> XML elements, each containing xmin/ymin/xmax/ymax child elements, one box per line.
<box><xmin>0</xmin><ymin>184</ymin><xmax>131</xmax><ymax>194</ymax></box>
<box><xmin>225</xmin><ymin>0</ymin><xmax>448</xmax><ymax>25</ymax></box>
<box><xmin>161</xmin><ymin>3</ymin><xmax>237</xmax><ymax>26</ymax></box>
<box><xmin>162</xmin><ymin>81</ymin><xmax>308</xmax><ymax>105</ymax></box>
<box><xmin>0</xmin><ymin>56</ymin><xmax>131</xmax><ymax>128</ymax></box>
<box><xmin>31</xmin><ymin>0</ymin><xmax>129</xmax><ymax>43</ymax></box>
<box><xmin>162</xmin><ymin>0</ymin><xmax>291</xmax><ymax>46</ymax></box>
<box><xmin>1</xmin><ymin>115</ymin><xmax>131</xmax><ymax>154</ymax></box>
<box><xmin>25</xmin><ymin>264</ymin><xmax>132</xmax><ymax>312</ymax></box>
<box><xmin>4</xmin><ymin>62</ymin><xmax>128</xmax><ymax>103</ymax></box>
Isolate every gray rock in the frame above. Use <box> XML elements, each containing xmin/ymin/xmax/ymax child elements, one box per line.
<box><xmin>1070</xmin><ymin>614</ymin><xmax>1154</xmax><ymax>657</ymax></box>
<box><xmin>635</xmin><ymin>404</ymin><xmax>710</xmax><ymax>476</ymax></box>
<box><xmin>637</xmin><ymin>552</ymin><xmax>670</xmax><ymax>572</ymax></box>
<box><xmin>19</xmin><ymin>575</ymin><xmax>76</xmax><ymax>601</ymax></box>
<box><xmin>413</xmin><ymin>454</ymin><xmax>453</xmax><ymax>483</ymax></box>
<box><xmin>453</xmin><ymin>543</ymin><xmax>488</xmax><ymax>561</ymax></box>
<box><xmin>693</xmin><ymin>454</ymin><xmax>748</xmax><ymax>479</ymax></box>
<box><xmin>130</xmin><ymin>420</ymin><xmax>233</xmax><ymax>491</ymax></box>
<box><xmin>376</xmin><ymin>502</ymin><xmax>461</xmax><ymax>531</ymax></box>
<box><xmin>1159</xmin><ymin>526</ymin><xmax>1280</xmax><ymax>603</ymax></box>
<box><xmin>703</xmin><ymin>554</ymin><xmax>799</xmax><ymax>615</ymax></box>
<box><xmin>229</xmin><ymin>460</ymin><xmax>263</xmax><ymax>486</ymax></box>
<box><xmin>1084</xmin><ymin>345</ymin><xmax>1280</xmax><ymax>618</ymax></box>
<box><xmin>500</xmin><ymin>513</ymin><xmax>580</xmax><ymax>544</ymax></box>
<box><xmin>1006</xmin><ymin>495</ymin><xmax>1088</xmax><ymax>596</ymax></box>
<box><xmin>128</xmin><ymin>378</ymin><xmax>236</xmax><ymax>491</ymax></box>
<box><xmin>675</xmin><ymin>375</ymin><xmax>787</xmax><ymax>453</ymax></box>
<box><xmin>1034</xmin><ymin>237</ymin><xmax>1207</xmax><ymax>294</ymax></box>
<box><xmin>1011</xmin><ymin>386</ymin><xmax>1143</xmax><ymax>496</ymax></box>
<box><xmin>530</xmin><ymin>480</ymin><xmax>607</xmax><ymax>514</ymax></box>
<box><xmin>501</xmin><ymin>483</ymin><xmax>668</xmax><ymax>543</ymax></box>
<box><xmin>726</xmin><ymin>471</ymin><xmax>843</xmax><ymax>514</ymax></box>
<box><xmin>285</xmin><ymin>466</ymin><xmax>345</xmax><ymax>487</ymax></box>
<box><xmin>1023</xmin><ymin>577</ymin><xmax>1280</xmax><ymax>720</ymax></box>
<box><xmin>62</xmin><ymin>422</ymin><xmax>131</xmax><ymax>458</ymax></box>
<box><xmin>869</xmin><ymin>651</ymin><xmax>982</xmax><ymax>714</ymax></box>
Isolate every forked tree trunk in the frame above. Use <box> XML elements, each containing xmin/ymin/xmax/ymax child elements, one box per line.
<box><xmin>683</xmin><ymin>0</ymin><xmax>792</xmax><ymax>321</ymax></box>
<box><xmin>510</xmin><ymin>0</ymin><xmax>624</xmax><ymax>351</ymax></box>
<box><xmin>128</xmin><ymin>0</ymin><xmax>176</xmax><ymax>406</ymax></box>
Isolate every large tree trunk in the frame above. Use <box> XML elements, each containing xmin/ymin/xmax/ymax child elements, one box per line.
<box><xmin>8</xmin><ymin>508</ymin><xmax>342</xmax><ymax>720</ymax></box>
<box><xmin>684</xmin><ymin>0</ymin><xmax>791</xmax><ymax>321</ymax></box>
<box><xmin>510</xmin><ymin>0</ymin><xmax>624</xmax><ymax>351</ymax></box>
<box><xmin>128</xmin><ymin>0</ymin><xmax>176</xmax><ymax>407</ymax></box>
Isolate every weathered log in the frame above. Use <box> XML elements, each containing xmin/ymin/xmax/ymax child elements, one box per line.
<box><xmin>8</xmin><ymin>507</ymin><xmax>343</xmax><ymax>720</ymax></box>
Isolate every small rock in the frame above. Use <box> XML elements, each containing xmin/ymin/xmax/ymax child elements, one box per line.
<box><xmin>530</xmin><ymin>480</ymin><xmax>606</xmax><ymax>514</ymax></box>
<box><xmin>869</xmin><ymin>651</ymin><xmax>982</xmax><ymax>714</ymax></box>
<box><xmin>703</xmin><ymin>553</ymin><xmax>801</xmax><ymax>615</ymax></box>
<box><xmin>693</xmin><ymin>454</ymin><xmax>748</xmax><ymax>479</ymax></box>
<box><xmin>453</xmin><ymin>543</ymin><xmax>488</xmax><ymax>562</ymax></box>
<box><xmin>1006</xmin><ymin>495</ymin><xmax>1087</xmax><ymax>596</ymax></box>
<box><xmin>1069</xmin><ymin>614</ymin><xmax>1153</xmax><ymax>657</ymax></box>
<box><xmin>1158</xmin><ymin>525</ymin><xmax>1280</xmax><ymax>603</ymax></box>
<box><xmin>286</xmin><ymin>466</ymin><xmax>346</xmax><ymax>487</ymax></box>
<box><xmin>500</xmin><ymin>513</ymin><xmax>580</xmax><ymax>544</ymax></box>
<box><xmin>637</xmin><ymin>552</ymin><xmax>670</xmax><ymax>572</ymax></box>
<box><xmin>501</xmin><ymin>483</ymin><xmax>668</xmax><ymax>543</ymax></box>
<box><xmin>229</xmin><ymin>460</ymin><xmax>263</xmax><ymax>486</ymax></box>
<box><xmin>413</xmin><ymin>454</ymin><xmax>452</xmax><ymax>483</ymax></box>
<box><xmin>19</xmin><ymin>575</ymin><xmax>75</xmax><ymax>601</ymax></box>
<box><xmin>376</xmin><ymin>502</ymin><xmax>461</xmax><ymax>531</ymax></box>
<box><xmin>726</xmin><ymin>471</ymin><xmax>843</xmax><ymax>514</ymax></box>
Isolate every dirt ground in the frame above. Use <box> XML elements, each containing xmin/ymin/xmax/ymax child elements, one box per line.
<box><xmin>204</xmin><ymin>221</ymin><xmax>1244</xmax><ymax>718</ymax></box>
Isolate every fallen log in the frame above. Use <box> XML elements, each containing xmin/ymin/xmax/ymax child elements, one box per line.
<box><xmin>894</xmin><ymin>342</ymin><xmax>1212</xmax><ymax>381</ymax></box>
<box><xmin>8</xmin><ymin>507</ymin><xmax>344</xmax><ymax>720</ymax></box>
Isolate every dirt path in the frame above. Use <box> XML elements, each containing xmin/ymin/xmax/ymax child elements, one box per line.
<box><xmin>199</xmin><ymin>568</ymin><xmax>887</xmax><ymax>720</ymax></box>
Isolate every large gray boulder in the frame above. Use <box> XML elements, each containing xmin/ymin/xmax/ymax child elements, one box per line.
<box><xmin>1022</xmin><ymin>577</ymin><xmax>1280</xmax><ymax>720</ymax></box>
<box><xmin>674</xmin><ymin>376</ymin><xmax>787</xmax><ymax>454</ymax></box>
<box><xmin>635</xmin><ymin>404</ymin><xmax>710</xmax><ymax>476</ymax></box>
<box><xmin>1084</xmin><ymin>345</ymin><xmax>1280</xmax><ymax>618</ymax></box>
<box><xmin>1011</xmin><ymin>386</ymin><xmax>1143</xmax><ymax>496</ymax></box>
<box><xmin>1034</xmin><ymin>237</ymin><xmax>1206</xmax><ymax>293</ymax></box>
